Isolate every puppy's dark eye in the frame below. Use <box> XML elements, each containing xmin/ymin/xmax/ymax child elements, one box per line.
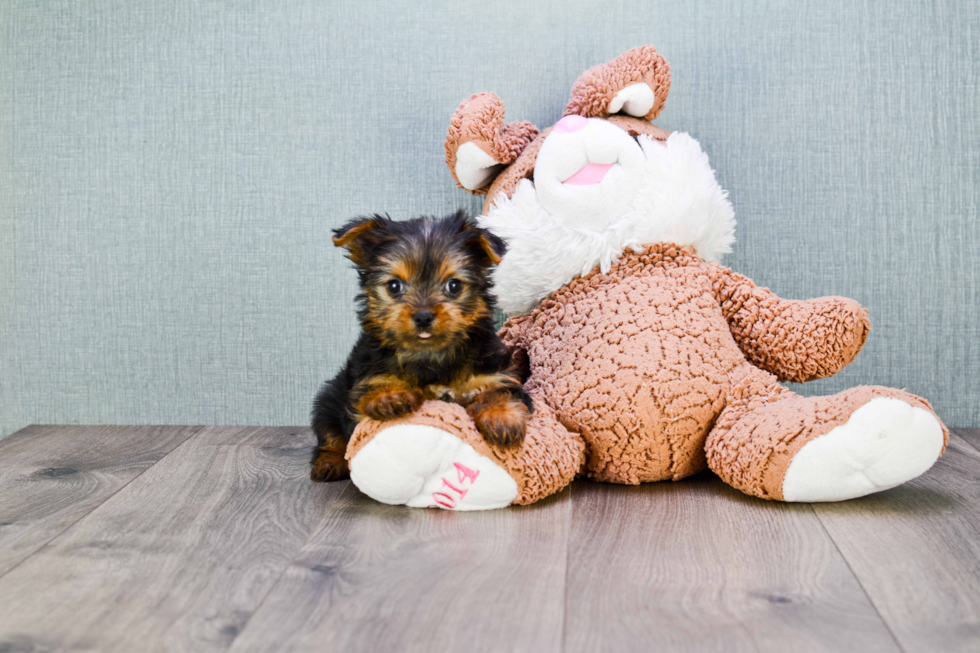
<box><xmin>444</xmin><ymin>278</ymin><xmax>462</xmax><ymax>297</ymax></box>
<box><xmin>385</xmin><ymin>279</ymin><xmax>403</xmax><ymax>296</ymax></box>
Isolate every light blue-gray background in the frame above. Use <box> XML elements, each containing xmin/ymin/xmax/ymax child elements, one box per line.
<box><xmin>1</xmin><ymin>0</ymin><xmax>978</xmax><ymax>438</ymax></box>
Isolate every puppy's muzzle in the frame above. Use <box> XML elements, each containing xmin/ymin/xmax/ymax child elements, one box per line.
<box><xmin>412</xmin><ymin>310</ymin><xmax>435</xmax><ymax>330</ymax></box>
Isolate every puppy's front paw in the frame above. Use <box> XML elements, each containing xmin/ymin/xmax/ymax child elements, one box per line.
<box><xmin>469</xmin><ymin>391</ymin><xmax>529</xmax><ymax>449</ymax></box>
<box><xmin>311</xmin><ymin>447</ymin><xmax>350</xmax><ymax>482</ymax></box>
<box><xmin>360</xmin><ymin>388</ymin><xmax>424</xmax><ymax>421</ymax></box>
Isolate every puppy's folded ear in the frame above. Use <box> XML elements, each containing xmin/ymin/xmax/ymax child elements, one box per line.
<box><xmin>450</xmin><ymin>209</ymin><xmax>506</xmax><ymax>266</ymax></box>
<box><xmin>332</xmin><ymin>215</ymin><xmax>391</xmax><ymax>265</ymax></box>
<box><xmin>473</xmin><ymin>228</ymin><xmax>506</xmax><ymax>266</ymax></box>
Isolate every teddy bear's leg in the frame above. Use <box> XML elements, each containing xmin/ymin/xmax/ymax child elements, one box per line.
<box><xmin>346</xmin><ymin>399</ymin><xmax>584</xmax><ymax>510</ymax></box>
<box><xmin>705</xmin><ymin>365</ymin><xmax>948</xmax><ymax>502</ymax></box>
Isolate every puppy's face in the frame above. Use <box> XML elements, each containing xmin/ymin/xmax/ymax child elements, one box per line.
<box><xmin>333</xmin><ymin>211</ymin><xmax>505</xmax><ymax>353</ymax></box>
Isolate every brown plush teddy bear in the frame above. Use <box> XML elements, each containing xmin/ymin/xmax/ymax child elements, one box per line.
<box><xmin>343</xmin><ymin>46</ymin><xmax>948</xmax><ymax>510</ymax></box>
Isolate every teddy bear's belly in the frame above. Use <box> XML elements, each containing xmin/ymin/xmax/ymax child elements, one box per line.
<box><xmin>525</xmin><ymin>269</ymin><xmax>747</xmax><ymax>484</ymax></box>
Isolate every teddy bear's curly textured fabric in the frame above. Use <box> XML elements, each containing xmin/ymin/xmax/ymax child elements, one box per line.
<box><xmin>499</xmin><ymin>243</ymin><xmax>947</xmax><ymax>500</ymax></box>
<box><xmin>564</xmin><ymin>45</ymin><xmax>672</xmax><ymax>121</ymax></box>
<box><xmin>445</xmin><ymin>93</ymin><xmax>539</xmax><ymax>196</ymax></box>
<box><xmin>342</xmin><ymin>45</ymin><xmax>948</xmax><ymax>509</ymax></box>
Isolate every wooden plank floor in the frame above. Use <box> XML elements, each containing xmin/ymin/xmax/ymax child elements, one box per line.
<box><xmin>0</xmin><ymin>426</ymin><xmax>978</xmax><ymax>653</ymax></box>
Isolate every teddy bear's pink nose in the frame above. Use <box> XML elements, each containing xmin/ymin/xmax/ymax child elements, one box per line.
<box><xmin>554</xmin><ymin>114</ymin><xmax>588</xmax><ymax>133</ymax></box>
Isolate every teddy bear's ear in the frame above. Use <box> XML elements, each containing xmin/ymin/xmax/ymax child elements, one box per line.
<box><xmin>445</xmin><ymin>93</ymin><xmax>539</xmax><ymax>195</ymax></box>
<box><xmin>564</xmin><ymin>46</ymin><xmax>672</xmax><ymax>122</ymax></box>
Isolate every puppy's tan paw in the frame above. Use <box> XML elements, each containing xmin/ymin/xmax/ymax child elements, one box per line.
<box><xmin>469</xmin><ymin>391</ymin><xmax>528</xmax><ymax>449</ymax></box>
<box><xmin>360</xmin><ymin>387</ymin><xmax>424</xmax><ymax>421</ymax></box>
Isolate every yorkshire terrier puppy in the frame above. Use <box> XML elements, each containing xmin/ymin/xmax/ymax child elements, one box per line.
<box><xmin>310</xmin><ymin>210</ymin><xmax>532</xmax><ymax>482</ymax></box>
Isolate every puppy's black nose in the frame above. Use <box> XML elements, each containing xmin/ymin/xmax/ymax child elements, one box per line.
<box><xmin>412</xmin><ymin>310</ymin><xmax>435</xmax><ymax>330</ymax></box>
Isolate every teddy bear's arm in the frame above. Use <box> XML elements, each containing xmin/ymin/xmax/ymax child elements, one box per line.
<box><xmin>709</xmin><ymin>264</ymin><xmax>871</xmax><ymax>383</ymax></box>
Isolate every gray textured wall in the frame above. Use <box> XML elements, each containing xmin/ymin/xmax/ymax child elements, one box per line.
<box><xmin>1</xmin><ymin>0</ymin><xmax>978</xmax><ymax>438</ymax></box>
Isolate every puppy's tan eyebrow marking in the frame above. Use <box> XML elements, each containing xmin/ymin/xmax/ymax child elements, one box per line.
<box><xmin>389</xmin><ymin>258</ymin><xmax>414</xmax><ymax>281</ymax></box>
<box><xmin>437</xmin><ymin>258</ymin><xmax>460</xmax><ymax>283</ymax></box>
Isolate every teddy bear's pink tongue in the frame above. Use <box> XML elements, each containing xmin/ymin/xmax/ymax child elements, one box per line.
<box><xmin>563</xmin><ymin>162</ymin><xmax>614</xmax><ymax>185</ymax></box>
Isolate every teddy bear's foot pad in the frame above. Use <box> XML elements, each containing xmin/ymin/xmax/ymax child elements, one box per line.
<box><xmin>781</xmin><ymin>397</ymin><xmax>944</xmax><ymax>502</ymax></box>
<box><xmin>349</xmin><ymin>424</ymin><xmax>518</xmax><ymax>510</ymax></box>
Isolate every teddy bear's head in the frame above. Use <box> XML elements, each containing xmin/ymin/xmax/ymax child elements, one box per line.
<box><xmin>445</xmin><ymin>47</ymin><xmax>671</xmax><ymax>224</ymax></box>
<box><xmin>444</xmin><ymin>46</ymin><xmax>736</xmax><ymax>315</ymax></box>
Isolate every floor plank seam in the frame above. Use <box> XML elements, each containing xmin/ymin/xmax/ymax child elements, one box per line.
<box><xmin>0</xmin><ymin>425</ymin><xmax>207</xmax><ymax>584</ymax></box>
<box><xmin>559</xmin><ymin>482</ymin><xmax>574</xmax><ymax>653</ymax></box>
<box><xmin>223</xmin><ymin>480</ymin><xmax>355</xmax><ymax>653</ymax></box>
<box><xmin>808</xmin><ymin>504</ymin><xmax>908</xmax><ymax>653</ymax></box>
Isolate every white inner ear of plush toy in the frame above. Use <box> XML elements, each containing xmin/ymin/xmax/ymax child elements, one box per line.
<box><xmin>455</xmin><ymin>141</ymin><xmax>504</xmax><ymax>191</ymax></box>
<box><xmin>608</xmin><ymin>82</ymin><xmax>655</xmax><ymax>117</ymax></box>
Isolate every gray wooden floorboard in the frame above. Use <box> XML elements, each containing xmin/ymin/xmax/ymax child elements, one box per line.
<box><xmin>563</xmin><ymin>475</ymin><xmax>901</xmax><ymax>653</ymax></box>
<box><xmin>227</xmin><ymin>484</ymin><xmax>572</xmax><ymax>653</ymax></box>
<box><xmin>813</xmin><ymin>433</ymin><xmax>980</xmax><ymax>653</ymax></box>
<box><xmin>0</xmin><ymin>426</ymin><xmax>346</xmax><ymax>653</ymax></box>
<box><xmin>953</xmin><ymin>428</ymin><xmax>980</xmax><ymax>452</ymax></box>
<box><xmin>2</xmin><ymin>425</ymin><xmax>978</xmax><ymax>652</ymax></box>
<box><xmin>0</xmin><ymin>424</ymin><xmax>202</xmax><ymax>577</ymax></box>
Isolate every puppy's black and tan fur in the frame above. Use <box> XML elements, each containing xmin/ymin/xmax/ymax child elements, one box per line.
<box><xmin>310</xmin><ymin>210</ymin><xmax>532</xmax><ymax>482</ymax></box>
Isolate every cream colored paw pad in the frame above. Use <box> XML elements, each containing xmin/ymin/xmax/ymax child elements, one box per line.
<box><xmin>782</xmin><ymin>397</ymin><xmax>944</xmax><ymax>502</ymax></box>
<box><xmin>349</xmin><ymin>424</ymin><xmax>518</xmax><ymax>511</ymax></box>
